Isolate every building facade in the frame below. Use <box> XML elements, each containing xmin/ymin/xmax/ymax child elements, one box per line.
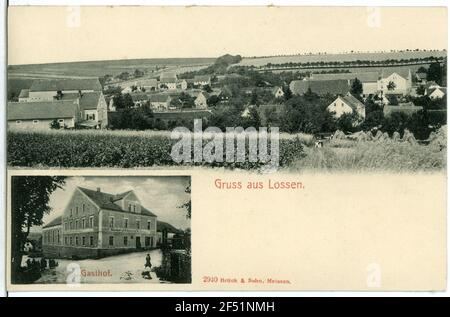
<box><xmin>43</xmin><ymin>187</ymin><xmax>158</xmax><ymax>259</ymax></box>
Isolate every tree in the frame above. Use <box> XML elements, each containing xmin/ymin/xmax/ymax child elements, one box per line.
<box><xmin>50</xmin><ymin>119</ymin><xmax>61</xmax><ymax>129</ymax></box>
<box><xmin>134</xmin><ymin>69</ymin><xmax>144</xmax><ymax>78</ymax></box>
<box><xmin>361</xmin><ymin>110</ymin><xmax>384</xmax><ymax>131</ymax></box>
<box><xmin>11</xmin><ymin>176</ymin><xmax>66</xmax><ymax>283</ymax></box>
<box><xmin>416</xmin><ymin>85</ymin><xmax>426</xmax><ymax>96</ymax></box>
<box><xmin>283</xmin><ymin>85</ymin><xmax>293</xmax><ymax>101</ymax></box>
<box><xmin>123</xmin><ymin>93</ymin><xmax>135</xmax><ymax>109</ymax></box>
<box><xmin>351</xmin><ymin>78</ymin><xmax>363</xmax><ymax>96</ymax></box>
<box><xmin>427</xmin><ymin>62</ymin><xmax>443</xmax><ymax>85</ymax></box>
<box><xmin>336</xmin><ymin>112</ymin><xmax>359</xmax><ymax>133</ymax></box>
<box><xmin>203</xmin><ymin>85</ymin><xmax>212</xmax><ymax>93</ymax></box>
<box><xmin>387</xmin><ymin>81</ymin><xmax>396</xmax><ymax>91</ymax></box>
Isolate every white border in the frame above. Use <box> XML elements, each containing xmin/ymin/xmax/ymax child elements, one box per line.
<box><xmin>1</xmin><ymin>0</ymin><xmax>449</xmax><ymax>298</ymax></box>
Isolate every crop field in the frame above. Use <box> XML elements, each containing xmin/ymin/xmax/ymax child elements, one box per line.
<box><xmin>238</xmin><ymin>51</ymin><xmax>447</xmax><ymax>67</ymax></box>
<box><xmin>291</xmin><ymin>128</ymin><xmax>447</xmax><ymax>173</ymax></box>
<box><xmin>7</xmin><ymin>129</ymin><xmax>305</xmax><ymax>170</ymax></box>
<box><xmin>8</xmin><ymin>57</ymin><xmax>215</xmax><ymax>79</ymax></box>
<box><xmin>7</xmin><ymin>127</ymin><xmax>445</xmax><ymax>172</ymax></box>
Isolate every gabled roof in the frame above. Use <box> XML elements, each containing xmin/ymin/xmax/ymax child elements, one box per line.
<box><xmin>157</xmin><ymin>221</ymin><xmax>181</xmax><ymax>233</ymax></box>
<box><xmin>7</xmin><ymin>100</ymin><xmax>79</xmax><ymax>121</ymax></box>
<box><xmin>130</xmin><ymin>93</ymin><xmax>149</xmax><ymax>102</ymax></box>
<box><xmin>380</xmin><ymin>68</ymin><xmax>411</xmax><ymax>80</ymax></box>
<box><xmin>79</xmin><ymin>92</ymin><xmax>102</xmax><ymax>110</ymax></box>
<box><xmin>290</xmin><ymin>79</ymin><xmax>350</xmax><ymax>96</ymax></box>
<box><xmin>78</xmin><ymin>187</ymin><xmax>156</xmax><ymax>217</ymax></box>
<box><xmin>194</xmin><ymin>75</ymin><xmax>211</xmax><ymax>82</ymax></box>
<box><xmin>18</xmin><ymin>89</ymin><xmax>30</xmax><ymax>98</ymax></box>
<box><xmin>429</xmin><ymin>87</ymin><xmax>447</xmax><ymax>95</ymax></box>
<box><xmin>339</xmin><ymin>93</ymin><xmax>364</xmax><ymax>110</ymax></box>
<box><xmin>312</xmin><ymin>72</ymin><xmax>380</xmax><ymax>83</ymax></box>
<box><xmin>160</xmin><ymin>77</ymin><xmax>178</xmax><ymax>84</ymax></box>
<box><xmin>43</xmin><ymin>216</ymin><xmax>62</xmax><ymax>229</ymax></box>
<box><xmin>149</xmin><ymin>94</ymin><xmax>171</xmax><ymax>103</ymax></box>
<box><xmin>30</xmin><ymin>78</ymin><xmax>102</xmax><ymax>92</ymax></box>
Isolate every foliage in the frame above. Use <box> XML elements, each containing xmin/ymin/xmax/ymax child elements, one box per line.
<box><xmin>11</xmin><ymin>176</ymin><xmax>66</xmax><ymax>283</ymax></box>
<box><xmin>350</xmin><ymin>78</ymin><xmax>363</xmax><ymax>96</ymax></box>
<box><xmin>8</xmin><ymin>130</ymin><xmax>305</xmax><ymax>170</ymax></box>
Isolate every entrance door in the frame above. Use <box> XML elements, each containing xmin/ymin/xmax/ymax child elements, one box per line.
<box><xmin>136</xmin><ymin>236</ymin><xmax>141</xmax><ymax>249</ymax></box>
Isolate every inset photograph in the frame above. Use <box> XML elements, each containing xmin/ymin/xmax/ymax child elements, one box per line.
<box><xmin>10</xmin><ymin>175</ymin><xmax>191</xmax><ymax>284</ymax></box>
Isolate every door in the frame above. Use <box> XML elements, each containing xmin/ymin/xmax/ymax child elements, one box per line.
<box><xmin>135</xmin><ymin>236</ymin><xmax>141</xmax><ymax>249</ymax></box>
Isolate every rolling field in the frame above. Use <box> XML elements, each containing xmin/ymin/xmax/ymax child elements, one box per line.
<box><xmin>8</xmin><ymin>57</ymin><xmax>215</xmax><ymax>79</ymax></box>
<box><xmin>238</xmin><ymin>51</ymin><xmax>447</xmax><ymax>67</ymax></box>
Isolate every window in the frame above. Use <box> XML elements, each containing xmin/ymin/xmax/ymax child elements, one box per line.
<box><xmin>82</xmin><ymin>218</ymin><xmax>85</xmax><ymax>229</ymax></box>
<box><xmin>90</xmin><ymin>236</ymin><xmax>94</xmax><ymax>246</ymax></box>
<box><xmin>147</xmin><ymin>221</ymin><xmax>151</xmax><ymax>230</ymax></box>
<box><xmin>65</xmin><ymin>237</ymin><xmax>68</xmax><ymax>245</ymax></box>
<box><xmin>109</xmin><ymin>236</ymin><xmax>114</xmax><ymax>246</ymax></box>
<box><xmin>82</xmin><ymin>204</ymin><xmax>85</xmax><ymax>213</ymax></box>
<box><xmin>76</xmin><ymin>206</ymin><xmax>79</xmax><ymax>215</ymax></box>
<box><xmin>57</xmin><ymin>230</ymin><xmax>60</xmax><ymax>243</ymax></box>
<box><xmin>70</xmin><ymin>209</ymin><xmax>73</xmax><ymax>217</ymax></box>
<box><xmin>70</xmin><ymin>236</ymin><xmax>73</xmax><ymax>245</ymax></box>
<box><xmin>75</xmin><ymin>220</ymin><xmax>78</xmax><ymax>229</ymax></box>
<box><xmin>89</xmin><ymin>216</ymin><xmax>94</xmax><ymax>228</ymax></box>
<box><xmin>32</xmin><ymin>120</ymin><xmax>39</xmax><ymax>124</ymax></box>
<box><xmin>124</xmin><ymin>218</ymin><xmax>128</xmax><ymax>229</ymax></box>
<box><xmin>69</xmin><ymin>221</ymin><xmax>73</xmax><ymax>230</ymax></box>
<box><xmin>124</xmin><ymin>236</ymin><xmax>128</xmax><ymax>246</ymax></box>
<box><xmin>133</xmin><ymin>205</ymin><xmax>136</xmax><ymax>212</ymax></box>
<box><xmin>128</xmin><ymin>204</ymin><xmax>132</xmax><ymax>212</ymax></box>
<box><xmin>136</xmin><ymin>219</ymin><xmax>140</xmax><ymax>229</ymax></box>
<box><xmin>145</xmin><ymin>236</ymin><xmax>150</xmax><ymax>247</ymax></box>
<box><xmin>109</xmin><ymin>216</ymin><xmax>114</xmax><ymax>228</ymax></box>
<box><xmin>75</xmin><ymin>236</ymin><xmax>79</xmax><ymax>246</ymax></box>
<box><xmin>15</xmin><ymin>120</ymin><xmax>21</xmax><ymax>124</ymax></box>
<box><xmin>82</xmin><ymin>236</ymin><xmax>86</xmax><ymax>246</ymax></box>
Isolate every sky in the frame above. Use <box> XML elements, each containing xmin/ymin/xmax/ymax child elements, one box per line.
<box><xmin>39</xmin><ymin>176</ymin><xmax>191</xmax><ymax>231</ymax></box>
<box><xmin>8</xmin><ymin>6</ymin><xmax>447</xmax><ymax>65</ymax></box>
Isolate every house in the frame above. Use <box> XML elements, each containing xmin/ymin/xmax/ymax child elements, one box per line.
<box><xmin>378</xmin><ymin>69</ymin><xmax>412</xmax><ymax>96</ymax></box>
<box><xmin>77</xmin><ymin>92</ymin><xmax>108</xmax><ymax>128</ymax></box>
<box><xmin>311</xmin><ymin>72</ymin><xmax>380</xmax><ymax>97</ymax></box>
<box><xmin>149</xmin><ymin>94</ymin><xmax>171</xmax><ymax>111</ymax></box>
<box><xmin>159</xmin><ymin>73</ymin><xmax>178</xmax><ymax>90</ymax></box>
<box><xmin>218</xmin><ymin>87</ymin><xmax>232</xmax><ymax>103</ymax></box>
<box><xmin>415</xmin><ymin>72</ymin><xmax>427</xmax><ymax>82</ymax></box>
<box><xmin>18</xmin><ymin>89</ymin><xmax>30</xmax><ymax>102</ymax></box>
<box><xmin>327</xmin><ymin>93</ymin><xmax>365</xmax><ymax>119</ymax></box>
<box><xmin>7</xmin><ymin>99</ymin><xmax>80</xmax><ymax>130</ymax></box>
<box><xmin>178</xmin><ymin>79</ymin><xmax>188</xmax><ymax>90</ymax></box>
<box><xmin>272</xmin><ymin>86</ymin><xmax>285</xmax><ymax>98</ymax></box>
<box><xmin>428</xmin><ymin>87</ymin><xmax>447</xmax><ymax>100</ymax></box>
<box><xmin>194</xmin><ymin>91</ymin><xmax>210</xmax><ymax>109</ymax></box>
<box><xmin>289</xmin><ymin>79</ymin><xmax>350</xmax><ymax>96</ymax></box>
<box><xmin>193</xmin><ymin>75</ymin><xmax>211</xmax><ymax>87</ymax></box>
<box><xmin>157</xmin><ymin>221</ymin><xmax>181</xmax><ymax>246</ymax></box>
<box><xmin>27</xmin><ymin>78</ymin><xmax>102</xmax><ymax>102</ymax></box>
<box><xmin>130</xmin><ymin>93</ymin><xmax>149</xmax><ymax>107</ymax></box>
<box><xmin>42</xmin><ymin>186</ymin><xmax>159</xmax><ymax>259</ymax></box>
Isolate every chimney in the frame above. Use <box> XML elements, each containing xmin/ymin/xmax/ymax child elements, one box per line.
<box><xmin>96</xmin><ymin>187</ymin><xmax>101</xmax><ymax>193</ymax></box>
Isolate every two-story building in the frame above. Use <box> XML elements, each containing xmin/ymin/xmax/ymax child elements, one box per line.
<box><xmin>25</xmin><ymin>78</ymin><xmax>102</xmax><ymax>102</ymax></box>
<box><xmin>42</xmin><ymin>186</ymin><xmax>158</xmax><ymax>259</ymax></box>
<box><xmin>193</xmin><ymin>75</ymin><xmax>211</xmax><ymax>87</ymax></box>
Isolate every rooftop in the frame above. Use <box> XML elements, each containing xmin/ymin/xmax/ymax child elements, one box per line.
<box><xmin>7</xmin><ymin>100</ymin><xmax>79</xmax><ymax>121</ymax></box>
<box><xmin>30</xmin><ymin>78</ymin><xmax>102</xmax><ymax>92</ymax></box>
<box><xmin>78</xmin><ymin>187</ymin><xmax>157</xmax><ymax>217</ymax></box>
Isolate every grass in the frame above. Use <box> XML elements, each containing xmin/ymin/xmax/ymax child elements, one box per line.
<box><xmin>292</xmin><ymin>139</ymin><xmax>446</xmax><ymax>172</ymax></box>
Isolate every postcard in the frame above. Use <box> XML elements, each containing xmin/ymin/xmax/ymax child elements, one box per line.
<box><xmin>5</xmin><ymin>6</ymin><xmax>447</xmax><ymax>291</ymax></box>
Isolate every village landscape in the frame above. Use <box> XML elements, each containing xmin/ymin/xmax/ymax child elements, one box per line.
<box><xmin>7</xmin><ymin>50</ymin><xmax>447</xmax><ymax>172</ymax></box>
